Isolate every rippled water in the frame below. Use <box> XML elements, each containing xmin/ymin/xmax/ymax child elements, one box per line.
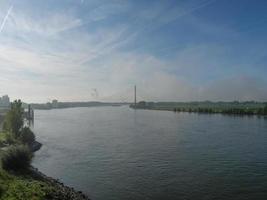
<box><xmin>32</xmin><ymin>106</ymin><xmax>267</xmax><ymax>200</ymax></box>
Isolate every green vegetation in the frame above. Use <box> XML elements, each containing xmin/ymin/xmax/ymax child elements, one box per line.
<box><xmin>1</xmin><ymin>100</ymin><xmax>88</xmax><ymax>200</ymax></box>
<box><xmin>131</xmin><ymin>101</ymin><xmax>267</xmax><ymax>116</ymax></box>
<box><xmin>1</xmin><ymin>145</ymin><xmax>33</xmax><ymax>171</ymax></box>
<box><xmin>3</xmin><ymin>100</ymin><xmax>24</xmax><ymax>138</ymax></box>
<box><xmin>0</xmin><ymin>100</ymin><xmax>49</xmax><ymax>199</ymax></box>
<box><xmin>0</xmin><ymin>132</ymin><xmax>17</xmax><ymax>147</ymax></box>
<box><xmin>20</xmin><ymin>127</ymin><xmax>36</xmax><ymax>145</ymax></box>
<box><xmin>0</xmin><ymin>100</ymin><xmax>35</xmax><ymax>171</ymax></box>
<box><xmin>1</xmin><ymin>100</ymin><xmax>36</xmax><ymax>147</ymax></box>
<box><xmin>0</xmin><ymin>168</ymin><xmax>53</xmax><ymax>200</ymax></box>
<box><xmin>0</xmin><ymin>132</ymin><xmax>7</xmax><ymax>144</ymax></box>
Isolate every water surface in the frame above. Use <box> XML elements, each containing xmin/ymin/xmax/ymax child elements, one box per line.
<box><xmin>32</xmin><ymin>106</ymin><xmax>267</xmax><ymax>200</ymax></box>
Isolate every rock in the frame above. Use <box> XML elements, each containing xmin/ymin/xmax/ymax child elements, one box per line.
<box><xmin>30</xmin><ymin>141</ymin><xmax>42</xmax><ymax>152</ymax></box>
<box><xmin>30</xmin><ymin>167</ymin><xmax>91</xmax><ymax>200</ymax></box>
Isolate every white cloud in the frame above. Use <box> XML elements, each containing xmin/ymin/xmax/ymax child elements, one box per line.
<box><xmin>0</xmin><ymin>5</ymin><xmax>13</xmax><ymax>33</ymax></box>
<box><xmin>6</xmin><ymin>10</ymin><xmax>82</xmax><ymax>37</ymax></box>
<box><xmin>0</xmin><ymin>0</ymin><xmax>266</xmax><ymax>103</ymax></box>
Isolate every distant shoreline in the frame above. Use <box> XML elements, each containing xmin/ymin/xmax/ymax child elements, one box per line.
<box><xmin>28</xmin><ymin>102</ymin><xmax>129</xmax><ymax>110</ymax></box>
<box><xmin>130</xmin><ymin>101</ymin><xmax>267</xmax><ymax>116</ymax></box>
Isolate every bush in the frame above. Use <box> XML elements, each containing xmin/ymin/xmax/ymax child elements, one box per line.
<box><xmin>0</xmin><ymin>132</ymin><xmax>17</xmax><ymax>146</ymax></box>
<box><xmin>20</xmin><ymin>127</ymin><xmax>35</xmax><ymax>145</ymax></box>
<box><xmin>1</xmin><ymin>145</ymin><xmax>33</xmax><ymax>171</ymax></box>
<box><xmin>5</xmin><ymin>132</ymin><xmax>17</xmax><ymax>145</ymax></box>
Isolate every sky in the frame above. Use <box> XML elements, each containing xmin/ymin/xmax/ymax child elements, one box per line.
<box><xmin>0</xmin><ymin>0</ymin><xmax>267</xmax><ymax>103</ymax></box>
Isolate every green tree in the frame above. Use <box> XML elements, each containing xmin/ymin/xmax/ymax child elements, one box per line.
<box><xmin>3</xmin><ymin>100</ymin><xmax>24</xmax><ymax>138</ymax></box>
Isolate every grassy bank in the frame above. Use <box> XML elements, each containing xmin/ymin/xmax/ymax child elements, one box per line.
<box><xmin>0</xmin><ymin>130</ymin><xmax>52</xmax><ymax>200</ymax></box>
<box><xmin>0</xmin><ymin>168</ymin><xmax>53</xmax><ymax>200</ymax></box>
<box><xmin>0</xmin><ymin>166</ymin><xmax>90</xmax><ymax>200</ymax></box>
<box><xmin>0</xmin><ymin>100</ymin><xmax>90</xmax><ymax>200</ymax></box>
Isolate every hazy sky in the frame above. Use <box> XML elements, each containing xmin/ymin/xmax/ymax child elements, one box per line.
<box><xmin>0</xmin><ymin>0</ymin><xmax>267</xmax><ymax>103</ymax></box>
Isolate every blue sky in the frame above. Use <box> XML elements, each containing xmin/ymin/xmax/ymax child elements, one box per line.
<box><xmin>0</xmin><ymin>0</ymin><xmax>267</xmax><ymax>102</ymax></box>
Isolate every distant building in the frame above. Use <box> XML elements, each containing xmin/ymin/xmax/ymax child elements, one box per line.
<box><xmin>0</xmin><ymin>95</ymin><xmax>10</xmax><ymax>108</ymax></box>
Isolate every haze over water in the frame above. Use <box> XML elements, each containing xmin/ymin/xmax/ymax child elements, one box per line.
<box><xmin>32</xmin><ymin>106</ymin><xmax>267</xmax><ymax>200</ymax></box>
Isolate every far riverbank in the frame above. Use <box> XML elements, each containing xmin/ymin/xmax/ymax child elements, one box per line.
<box><xmin>130</xmin><ymin>101</ymin><xmax>267</xmax><ymax>116</ymax></box>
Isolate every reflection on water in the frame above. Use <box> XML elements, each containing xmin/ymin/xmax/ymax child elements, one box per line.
<box><xmin>32</xmin><ymin>106</ymin><xmax>267</xmax><ymax>200</ymax></box>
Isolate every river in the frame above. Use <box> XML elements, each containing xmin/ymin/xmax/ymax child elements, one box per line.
<box><xmin>32</xmin><ymin>106</ymin><xmax>267</xmax><ymax>200</ymax></box>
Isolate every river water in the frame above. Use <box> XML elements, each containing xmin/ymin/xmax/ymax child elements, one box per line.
<box><xmin>32</xmin><ymin>106</ymin><xmax>267</xmax><ymax>200</ymax></box>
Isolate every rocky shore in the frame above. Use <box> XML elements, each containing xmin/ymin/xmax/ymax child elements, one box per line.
<box><xmin>30</xmin><ymin>166</ymin><xmax>91</xmax><ymax>200</ymax></box>
<box><xmin>30</xmin><ymin>141</ymin><xmax>43</xmax><ymax>152</ymax></box>
<box><xmin>29</xmin><ymin>141</ymin><xmax>90</xmax><ymax>200</ymax></box>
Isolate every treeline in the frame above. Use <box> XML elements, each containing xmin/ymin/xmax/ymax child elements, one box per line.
<box><xmin>131</xmin><ymin>101</ymin><xmax>267</xmax><ymax>116</ymax></box>
<box><xmin>30</xmin><ymin>101</ymin><xmax>125</xmax><ymax>110</ymax></box>
<box><xmin>173</xmin><ymin>105</ymin><xmax>267</xmax><ymax>115</ymax></box>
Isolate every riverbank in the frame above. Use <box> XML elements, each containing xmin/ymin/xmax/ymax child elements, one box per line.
<box><xmin>0</xmin><ymin>144</ymin><xmax>90</xmax><ymax>199</ymax></box>
<box><xmin>29</xmin><ymin>145</ymin><xmax>90</xmax><ymax>199</ymax></box>
<box><xmin>0</xmin><ymin>136</ymin><xmax>90</xmax><ymax>200</ymax></box>
<box><xmin>30</xmin><ymin>101</ymin><xmax>127</xmax><ymax>110</ymax></box>
<box><xmin>130</xmin><ymin>101</ymin><xmax>267</xmax><ymax>116</ymax></box>
<box><xmin>30</xmin><ymin>166</ymin><xmax>90</xmax><ymax>200</ymax></box>
<box><xmin>0</xmin><ymin>133</ymin><xmax>90</xmax><ymax>199</ymax></box>
<box><xmin>0</xmin><ymin>166</ymin><xmax>90</xmax><ymax>200</ymax></box>
<box><xmin>0</xmin><ymin>100</ymin><xmax>91</xmax><ymax>199</ymax></box>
